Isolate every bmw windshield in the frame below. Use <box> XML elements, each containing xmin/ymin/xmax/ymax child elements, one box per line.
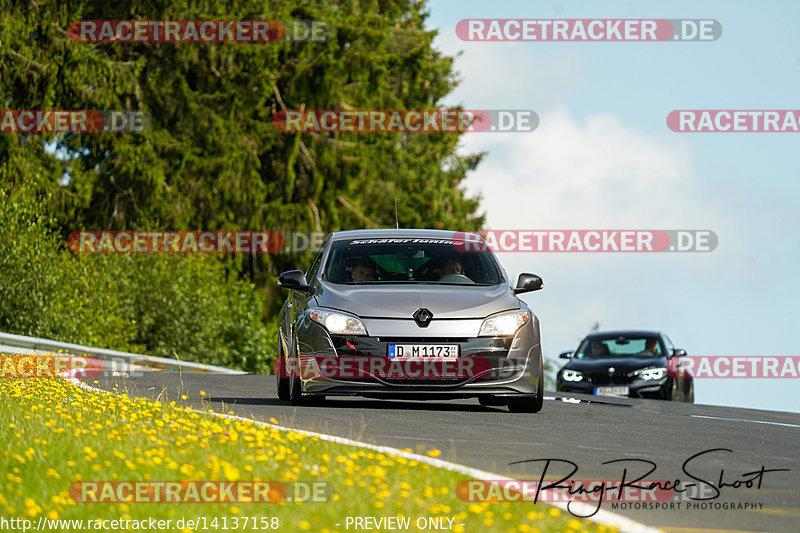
<box><xmin>323</xmin><ymin>238</ymin><xmax>504</xmax><ymax>286</ymax></box>
<box><xmin>574</xmin><ymin>336</ymin><xmax>663</xmax><ymax>359</ymax></box>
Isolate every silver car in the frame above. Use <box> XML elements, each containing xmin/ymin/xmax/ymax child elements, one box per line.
<box><xmin>275</xmin><ymin>229</ymin><xmax>545</xmax><ymax>412</ymax></box>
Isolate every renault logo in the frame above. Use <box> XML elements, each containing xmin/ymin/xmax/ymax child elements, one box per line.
<box><xmin>413</xmin><ymin>308</ymin><xmax>433</xmax><ymax>327</ymax></box>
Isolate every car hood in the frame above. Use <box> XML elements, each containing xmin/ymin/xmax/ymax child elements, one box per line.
<box><xmin>564</xmin><ymin>356</ymin><xmax>666</xmax><ymax>373</ymax></box>
<box><xmin>314</xmin><ymin>282</ymin><xmax>520</xmax><ymax>319</ymax></box>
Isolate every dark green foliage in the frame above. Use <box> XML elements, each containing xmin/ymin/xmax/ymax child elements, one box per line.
<box><xmin>0</xmin><ymin>0</ymin><xmax>484</xmax><ymax>371</ymax></box>
<box><xmin>0</xmin><ymin>179</ymin><xmax>272</xmax><ymax>372</ymax></box>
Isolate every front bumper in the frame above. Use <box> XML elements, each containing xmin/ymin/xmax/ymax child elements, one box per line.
<box><xmin>557</xmin><ymin>376</ymin><xmax>669</xmax><ymax>399</ymax></box>
<box><xmin>293</xmin><ymin>315</ymin><xmax>543</xmax><ymax>397</ymax></box>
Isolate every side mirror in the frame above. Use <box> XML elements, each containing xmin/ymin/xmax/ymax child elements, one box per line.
<box><xmin>514</xmin><ymin>273</ymin><xmax>543</xmax><ymax>294</ymax></box>
<box><xmin>672</xmin><ymin>348</ymin><xmax>687</xmax><ymax>357</ymax></box>
<box><xmin>277</xmin><ymin>270</ymin><xmax>310</xmax><ymax>292</ymax></box>
<box><xmin>559</xmin><ymin>351</ymin><xmax>573</xmax><ymax>359</ymax></box>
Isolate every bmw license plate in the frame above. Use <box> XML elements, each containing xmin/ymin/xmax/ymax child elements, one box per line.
<box><xmin>388</xmin><ymin>344</ymin><xmax>459</xmax><ymax>358</ymax></box>
<box><xmin>594</xmin><ymin>386</ymin><xmax>629</xmax><ymax>397</ymax></box>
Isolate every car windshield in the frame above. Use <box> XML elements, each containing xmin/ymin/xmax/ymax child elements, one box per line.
<box><xmin>574</xmin><ymin>335</ymin><xmax>662</xmax><ymax>359</ymax></box>
<box><xmin>323</xmin><ymin>238</ymin><xmax>504</xmax><ymax>285</ymax></box>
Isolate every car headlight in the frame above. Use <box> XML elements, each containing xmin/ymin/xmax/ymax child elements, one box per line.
<box><xmin>308</xmin><ymin>309</ymin><xmax>367</xmax><ymax>336</ymax></box>
<box><xmin>478</xmin><ymin>310</ymin><xmax>529</xmax><ymax>337</ymax></box>
<box><xmin>561</xmin><ymin>369</ymin><xmax>584</xmax><ymax>382</ymax></box>
<box><xmin>635</xmin><ymin>367</ymin><xmax>667</xmax><ymax>380</ymax></box>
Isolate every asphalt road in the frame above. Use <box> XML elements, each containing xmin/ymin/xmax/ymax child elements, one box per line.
<box><xmin>88</xmin><ymin>373</ymin><xmax>800</xmax><ymax>533</ymax></box>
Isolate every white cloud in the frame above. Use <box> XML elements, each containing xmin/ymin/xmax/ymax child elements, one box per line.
<box><xmin>460</xmin><ymin>106</ymin><xmax>714</xmax><ymax>228</ymax></box>
<box><xmin>435</xmin><ymin>28</ymin><xmax>584</xmax><ymax>110</ymax></box>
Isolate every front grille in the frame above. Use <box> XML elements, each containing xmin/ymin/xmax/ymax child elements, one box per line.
<box><xmin>329</xmin><ymin>335</ymin><xmax>512</xmax><ymax>358</ymax></box>
<box><xmin>379</xmin><ymin>378</ymin><xmax>470</xmax><ymax>386</ymax></box>
<box><xmin>585</xmin><ymin>371</ymin><xmax>635</xmax><ymax>385</ymax></box>
<box><xmin>377</xmin><ymin>337</ymin><xmax>469</xmax><ymax>343</ymax></box>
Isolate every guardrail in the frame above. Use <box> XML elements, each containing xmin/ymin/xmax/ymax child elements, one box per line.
<box><xmin>0</xmin><ymin>332</ymin><xmax>247</xmax><ymax>374</ymax></box>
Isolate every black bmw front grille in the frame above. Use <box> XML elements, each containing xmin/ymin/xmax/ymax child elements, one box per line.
<box><xmin>585</xmin><ymin>371</ymin><xmax>635</xmax><ymax>385</ymax></box>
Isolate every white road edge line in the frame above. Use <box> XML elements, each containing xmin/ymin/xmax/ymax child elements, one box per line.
<box><xmin>69</xmin><ymin>378</ymin><xmax>662</xmax><ymax>533</ymax></box>
<box><xmin>690</xmin><ymin>414</ymin><xmax>800</xmax><ymax>429</ymax></box>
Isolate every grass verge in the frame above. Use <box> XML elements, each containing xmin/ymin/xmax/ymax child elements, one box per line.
<box><xmin>0</xmin><ymin>377</ymin><xmax>614</xmax><ymax>533</ymax></box>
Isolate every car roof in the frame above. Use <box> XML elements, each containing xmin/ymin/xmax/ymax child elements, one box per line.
<box><xmin>329</xmin><ymin>229</ymin><xmax>482</xmax><ymax>241</ymax></box>
<box><xmin>585</xmin><ymin>330</ymin><xmax>664</xmax><ymax>339</ymax></box>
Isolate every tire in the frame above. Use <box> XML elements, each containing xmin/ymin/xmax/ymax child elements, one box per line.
<box><xmin>508</xmin><ymin>355</ymin><xmax>544</xmax><ymax>413</ymax></box>
<box><xmin>478</xmin><ymin>396</ymin><xmax>504</xmax><ymax>407</ymax></box>
<box><xmin>668</xmin><ymin>377</ymin><xmax>679</xmax><ymax>401</ymax></box>
<box><xmin>508</xmin><ymin>396</ymin><xmax>543</xmax><ymax>413</ymax></box>
<box><xmin>289</xmin><ymin>354</ymin><xmax>305</xmax><ymax>404</ymax></box>
<box><xmin>276</xmin><ymin>345</ymin><xmax>290</xmax><ymax>401</ymax></box>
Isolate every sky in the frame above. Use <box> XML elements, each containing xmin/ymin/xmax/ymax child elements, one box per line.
<box><xmin>425</xmin><ymin>0</ymin><xmax>800</xmax><ymax>413</ymax></box>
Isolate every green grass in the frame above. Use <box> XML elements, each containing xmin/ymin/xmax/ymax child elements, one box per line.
<box><xmin>0</xmin><ymin>377</ymin><xmax>612</xmax><ymax>533</ymax></box>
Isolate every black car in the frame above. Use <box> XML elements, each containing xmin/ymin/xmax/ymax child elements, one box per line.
<box><xmin>556</xmin><ymin>330</ymin><xmax>694</xmax><ymax>402</ymax></box>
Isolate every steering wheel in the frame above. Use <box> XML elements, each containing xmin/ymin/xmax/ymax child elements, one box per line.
<box><xmin>438</xmin><ymin>274</ymin><xmax>475</xmax><ymax>284</ymax></box>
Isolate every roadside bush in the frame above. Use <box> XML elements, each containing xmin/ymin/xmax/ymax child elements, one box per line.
<box><xmin>0</xmin><ymin>182</ymin><xmax>275</xmax><ymax>373</ymax></box>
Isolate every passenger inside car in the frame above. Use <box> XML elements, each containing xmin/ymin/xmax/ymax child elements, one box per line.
<box><xmin>351</xmin><ymin>258</ymin><xmax>378</xmax><ymax>282</ymax></box>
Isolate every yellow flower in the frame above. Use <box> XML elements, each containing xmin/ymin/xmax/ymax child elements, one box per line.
<box><xmin>299</xmin><ymin>521</ymin><xmax>311</xmax><ymax>530</ymax></box>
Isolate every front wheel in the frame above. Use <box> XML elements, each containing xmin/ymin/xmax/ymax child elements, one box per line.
<box><xmin>289</xmin><ymin>354</ymin><xmax>304</xmax><ymax>404</ymax></box>
<box><xmin>508</xmin><ymin>356</ymin><xmax>544</xmax><ymax>413</ymax></box>
<box><xmin>478</xmin><ymin>396</ymin><xmax>505</xmax><ymax>407</ymax></box>
<box><xmin>684</xmin><ymin>380</ymin><xmax>695</xmax><ymax>403</ymax></box>
<box><xmin>276</xmin><ymin>346</ymin><xmax>290</xmax><ymax>401</ymax></box>
<box><xmin>508</xmin><ymin>396</ymin><xmax>543</xmax><ymax>413</ymax></box>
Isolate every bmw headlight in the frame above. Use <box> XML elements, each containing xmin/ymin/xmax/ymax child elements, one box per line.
<box><xmin>308</xmin><ymin>309</ymin><xmax>367</xmax><ymax>336</ymax></box>
<box><xmin>562</xmin><ymin>369</ymin><xmax>584</xmax><ymax>382</ymax></box>
<box><xmin>478</xmin><ymin>310</ymin><xmax>529</xmax><ymax>337</ymax></box>
<box><xmin>635</xmin><ymin>367</ymin><xmax>667</xmax><ymax>380</ymax></box>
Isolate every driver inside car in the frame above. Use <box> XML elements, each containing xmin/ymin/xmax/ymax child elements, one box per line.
<box><xmin>641</xmin><ymin>337</ymin><xmax>660</xmax><ymax>355</ymax></box>
<box><xmin>440</xmin><ymin>258</ymin><xmax>463</xmax><ymax>277</ymax></box>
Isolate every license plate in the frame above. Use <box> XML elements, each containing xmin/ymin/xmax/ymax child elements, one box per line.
<box><xmin>594</xmin><ymin>386</ymin><xmax>629</xmax><ymax>397</ymax></box>
<box><xmin>387</xmin><ymin>344</ymin><xmax>459</xmax><ymax>358</ymax></box>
